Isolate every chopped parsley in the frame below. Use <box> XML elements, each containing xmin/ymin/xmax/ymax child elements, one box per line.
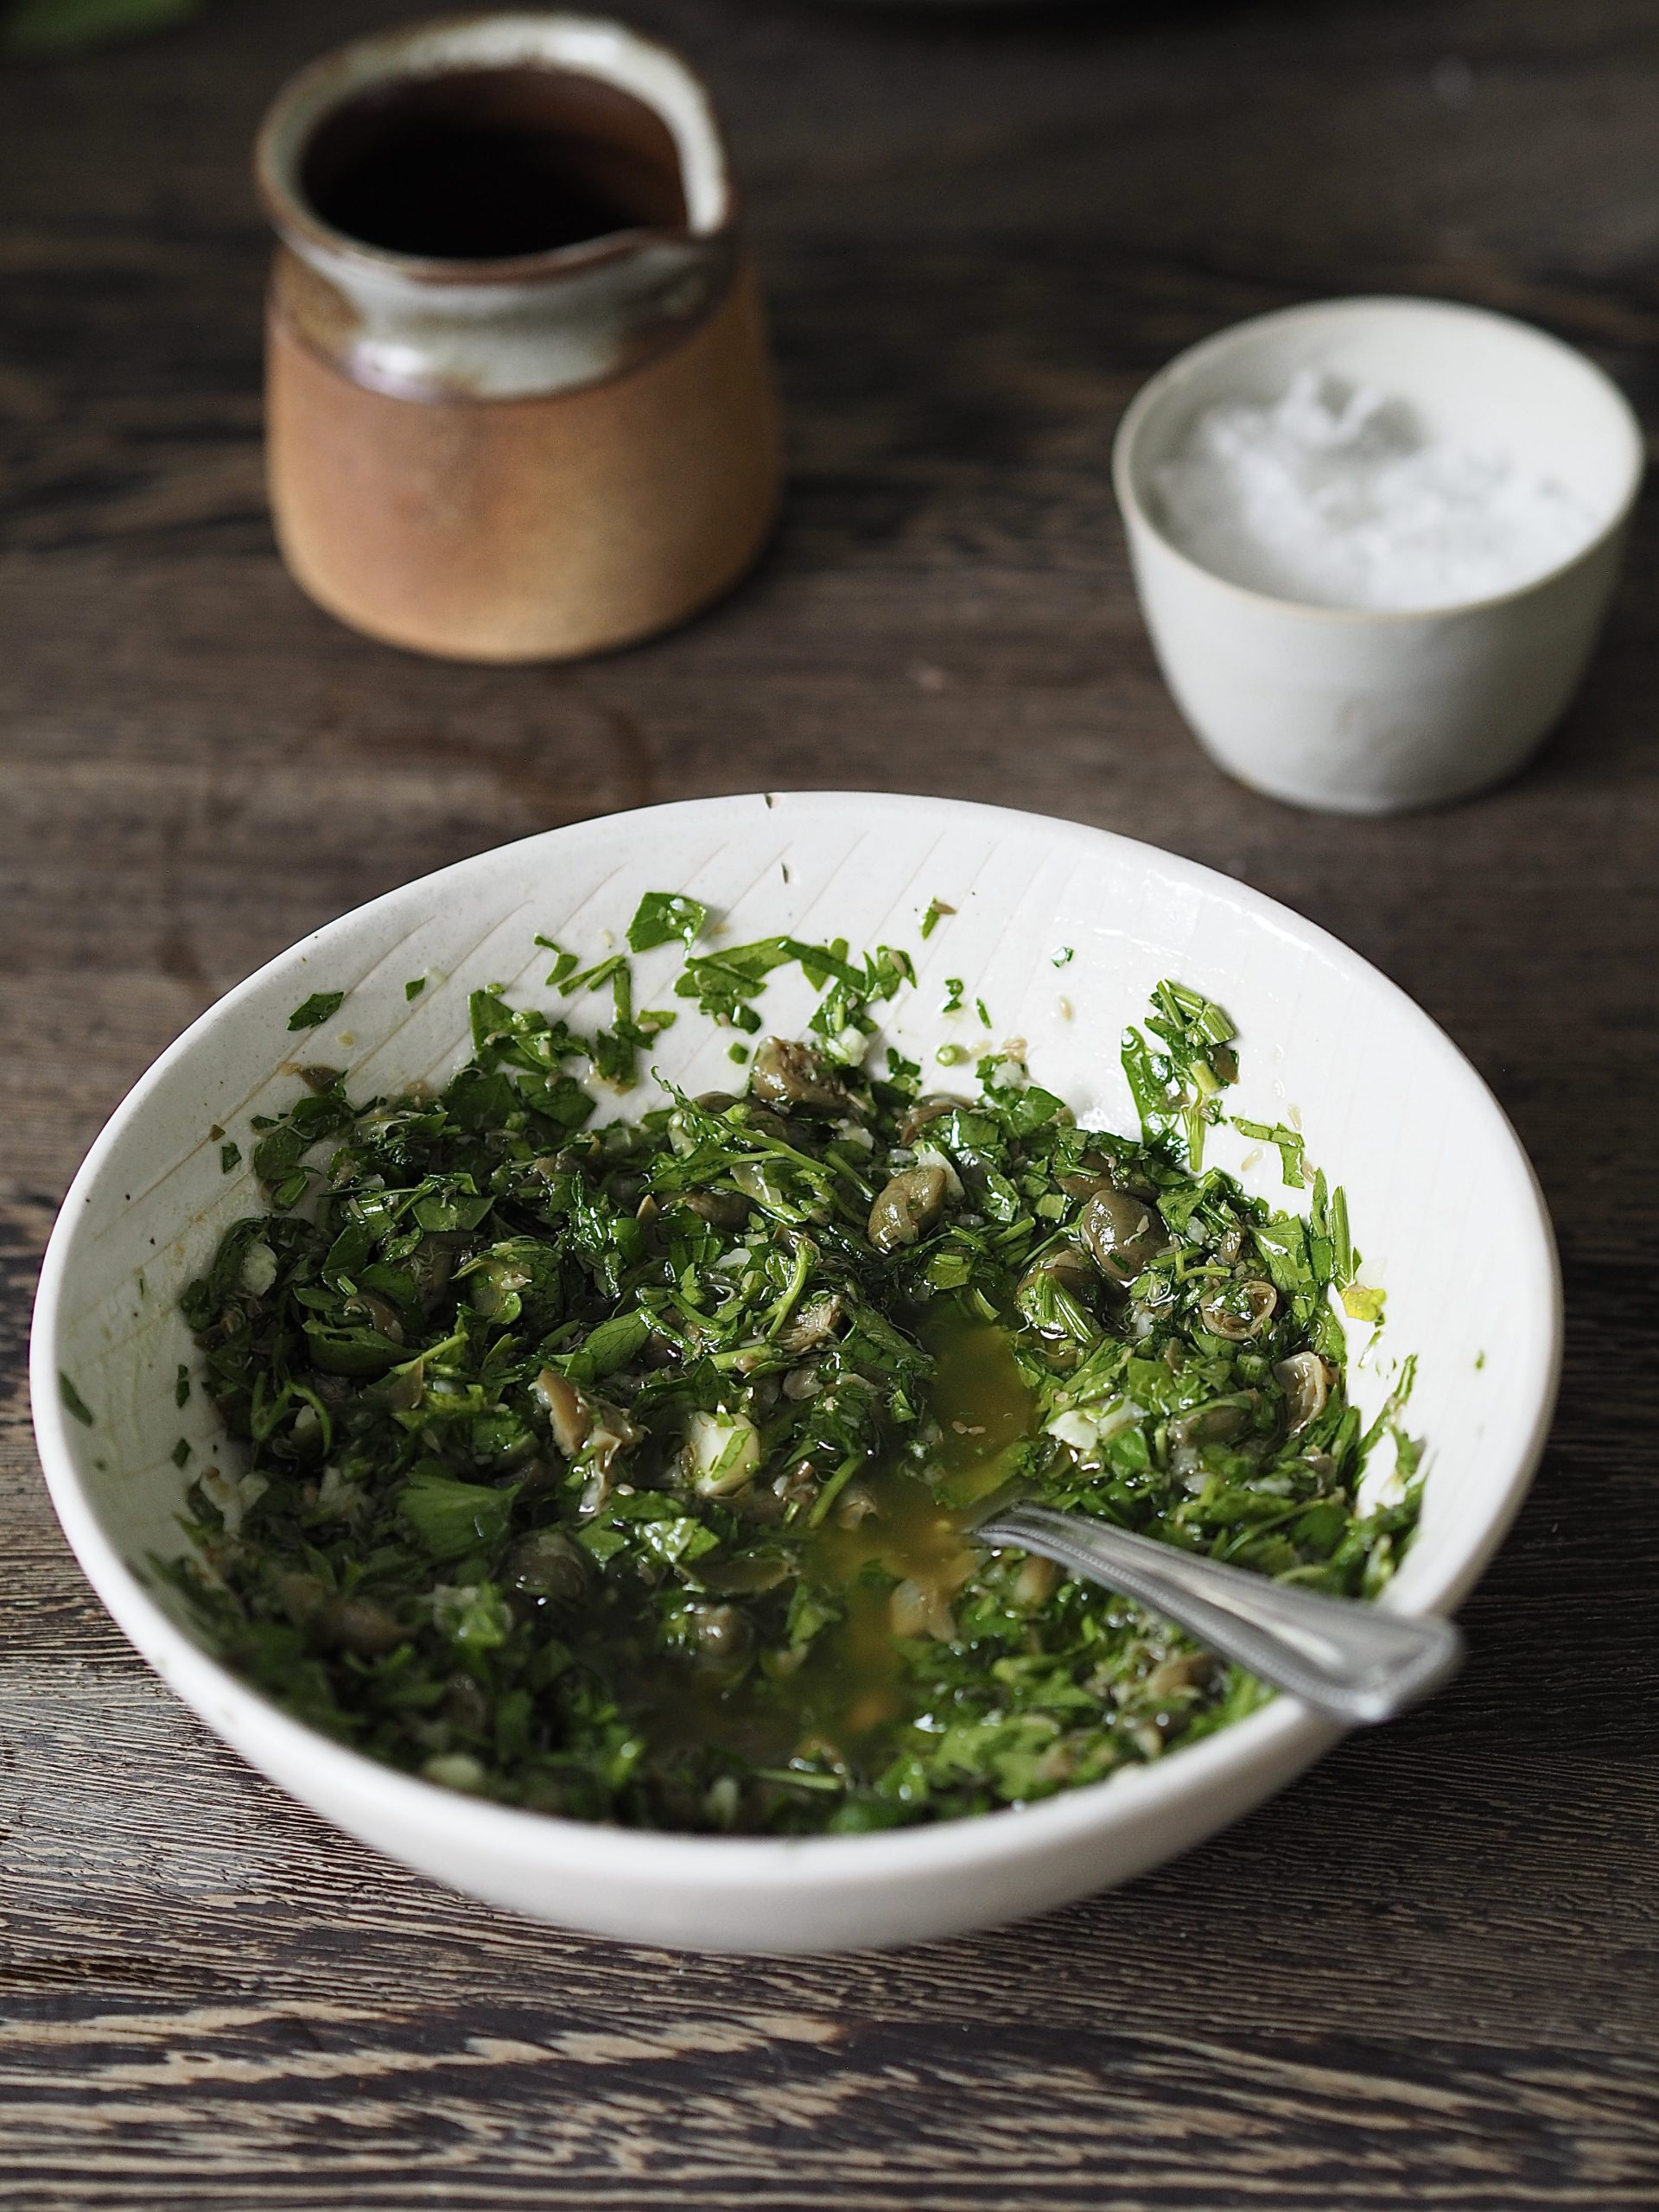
<box><xmin>165</xmin><ymin>919</ymin><xmax>1419</xmax><ymax>1838</ymax></box>
<box><xmin>1233</xmin><ymin>1116</ymin><xmax>1307</xmax><ymax>1189</ymax></box>
<box><xmin>59</xmin><ymin>1372</ymin><xmax>95</xmax><ymax>1427</ymax></box>
<box><xmin>626</xmin><ymin>892</ymin><xmax>707</xmax><ymax>953</ymax></box>
<box><xmin>288</xmin><ymin>990</ymin><xmax>345</xmax><ymax>1033</ymax></box>
<box><xmin>1122</xmin><ymin>981</ymin><xmax>1239</xmax><ymax>1172</ymax></box>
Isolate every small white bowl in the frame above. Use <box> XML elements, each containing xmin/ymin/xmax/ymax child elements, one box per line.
<box><xmin>30</xmin><ymin>792</ymin><xmax>1560</xmax><ymax>1951</ymax></box>
<box><xmin>1114</xmin><ymin>296</ymin><xmax>1643</xmax><ymax>815</ymax></box>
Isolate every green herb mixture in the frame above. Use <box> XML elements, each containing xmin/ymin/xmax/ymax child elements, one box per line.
<box><xmin>169</xmin><ymin>897</ymin><xmax>1420</xmax><ymax>1836</ymax></box>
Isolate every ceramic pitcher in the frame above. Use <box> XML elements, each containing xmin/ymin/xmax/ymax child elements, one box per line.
<box><xmin>255</xmin><ymin>13</ymin><xmax>782</xmax><ymax>663</ymax></box>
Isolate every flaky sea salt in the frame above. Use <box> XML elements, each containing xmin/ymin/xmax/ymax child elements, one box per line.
<box><xmin>1151</xmin><ymin>368</ymin><xmax>1601</xmax><ymax>611</ymax></box>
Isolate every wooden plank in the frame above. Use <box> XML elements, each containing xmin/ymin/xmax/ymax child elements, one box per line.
<box><xmin>1</xmin><ymin>0</ymin><xmax>1656</xmax><ymax>2201</ymax></box>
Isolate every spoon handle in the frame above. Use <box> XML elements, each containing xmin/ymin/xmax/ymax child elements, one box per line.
<box><xmin>977</xmin><ymin>1503</ymin><xmax>1463</xmax><ymax>1725</ymax></box>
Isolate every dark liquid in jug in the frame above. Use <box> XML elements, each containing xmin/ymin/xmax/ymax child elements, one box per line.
<box><xmin>301</xmin><ymin>66</ymin><xmax>688</xmax><ymax>260</ymax></box>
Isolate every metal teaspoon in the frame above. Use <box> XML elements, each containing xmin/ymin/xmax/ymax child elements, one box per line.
<box><xmin>976</xmin><ymin>1501</ymin><xmax>1463</xmax><ymax>1724</ymax></box>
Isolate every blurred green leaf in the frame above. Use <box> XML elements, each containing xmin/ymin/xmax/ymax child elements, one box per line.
<box><xmin>3</xmin><ymin>0</ymin><xmax>207</xmax><ymax>60</ymax></box>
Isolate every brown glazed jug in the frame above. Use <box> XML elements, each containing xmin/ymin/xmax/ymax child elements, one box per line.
<box><xmin>255</xmin><ymin>14</ymin><xmax>782</xmax><ymax>662</ymax></box>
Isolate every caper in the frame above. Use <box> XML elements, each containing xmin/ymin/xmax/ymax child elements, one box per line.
<box><xmin>406</xmin><ymin>1231</ymin><xmax>461</xmax><ymax>1311</ymax></box>
<box><xmin>1058</xmin><ymin>1152</ymin><xmax>1156</xmax><ymax>1202</ymax></box>
<box><xmin>699</xmin><ymin>1553</ymin><xmax>792</xmax><ymax>1595</ymax></box>
<box><xmin>314</xmin><ymin>1595</ymin><xmax>406</xmax><ymax>1658</ymax></box>
<box><xmin>1198</xmin><ymin>1278</ymin><xmax>1278</xmax><ymax>1341</ymax></box>
<box><xmin>897</xmin><ymin>1095</ymin><xmax>968</xmax><ymax>1145</ymax></box>
<box><xmin>741</xmin><ymin>1105</ymin><xmax>793</xmax><ymax>1144</ymax></box>
<box><xmin>1274</xmin><ymin>1350</ymin><xmax>1332</xmax><ymax>1432</ymax></box>
<box><xmin>1058</xmin><ymin>1170</ymin><xmax>1107</xmax><ymax>1199</ymax></box>
<box><xmin>274</xmin><ymin>1569</ymin><xmax>325</xmax><ymax>1621</ymax></box>
<box><xmin>750</xmin><ymin>1036</ymin><xmax>853</xmax><ymax>1114</ymax></box>
<box><xmin>1169</xmin><ymin>1399</ymin><xmax>1252</xmax><ymax>1447</ymax></box>
<box><xmin>350</xmin><ymin>1290</ymin><xmax>404</xmax><ymax>1341</ymax></box>
<box><xmin>779</xmin><ymin>1292</ymin><xmax>844</xmax><ymax>1354</ymax></box>
<box><xmin>890</xmin><ymin>1578</ymin><xmax>956</xmax><ymax>1642</ymax></box>
<box><xmin>696</xmin><ymin>1090</ymin><xmax>790</xmax><ymax>1144</ymax></box>
<box><xmin>442</xmin><ymin>1675</ymin><xmax>491</xmax><ymax>1736</ymax></box>
<box><xmin>675</xmin><ymin>1188</ymin><xmax>751</xmax><ymax>1230</ymax></box>
<box><xmin>505</xmin><ymin>1526</ymin><xmax>589</xmax><ymax>1604</ymax></box>
<box><xmin>1020</xmin><ymin>1246</ymin><xmax>1096</xmax><ymax>1297</ymax></box>
<box><xmin>686</xmin><ymin>1602</ymin><xmax>755</xmax><ymax>1670</ymax></box>
<box><xmin>1015</xmin><ymin>1245</ymin><xmax>1097</xmax><ymax>1335</ymax></box>
<box><xmin>1145</xmin><ymin>1651</ymin><xmax>1217</xmax><ymax>1701</ymax></box>
<box><xmin>833</xmin><ymin>1480</ymin><xmax>879</xmax><ymax>1529</ymax></box>
<box><xmin>1013</xmin><ymin>1554</ymin><xmax>1061</xmax><ymax>1608</ymax></box>
<box><xmin>1078</xmin><ymin>1187</ymin><xmax>1166</xmax><ymax>1287</ymax></box>
<box><xmin>868</xmin><ymin>1166</ymin><xmax>949</xmax><ymax>1253</ymax></box>
<box><xmin>532</xmin><ymin>1367</ymin><xmax>592</xmax><ymax>1458</ymax></box>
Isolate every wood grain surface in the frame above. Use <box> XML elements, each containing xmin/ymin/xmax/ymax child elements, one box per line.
<box><xmin>3</xmin><ymin>1</ymin><xmax>1657</xmax><ymax>2204</ymax></box>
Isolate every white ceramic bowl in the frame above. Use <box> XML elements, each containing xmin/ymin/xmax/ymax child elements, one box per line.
<box><xmin>1114</xmin><ymin>296</ymin><xmax>1643</xmax><ymax>815</ymax></box>
<box><xmin>30</xmin><ymin>793</ymin><xmax>1560</xmax><ymax>1951</ymax></box>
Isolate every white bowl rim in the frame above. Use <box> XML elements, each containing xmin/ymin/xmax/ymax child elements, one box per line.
<box><xmin>29</xmin><ymin>791</ymin><xmax>1563</xmax><ymax>1898</ymax></box>
<box><xmin>1112</xmin><ymin>292</ymin><xmax>1647</xmax><ymax>627</ymax></box>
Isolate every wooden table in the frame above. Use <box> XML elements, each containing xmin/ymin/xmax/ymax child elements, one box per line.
<box><xmin>3</xmin><ymin>2</ymin><xmax>1656</xmax><ymax>2203</ymax></box>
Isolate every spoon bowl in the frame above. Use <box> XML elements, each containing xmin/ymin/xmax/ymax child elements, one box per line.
<box><xmin>978</xmin><ymin>1503</ymin><xmax>1465</xmax><ymax>1726</ymax></box>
